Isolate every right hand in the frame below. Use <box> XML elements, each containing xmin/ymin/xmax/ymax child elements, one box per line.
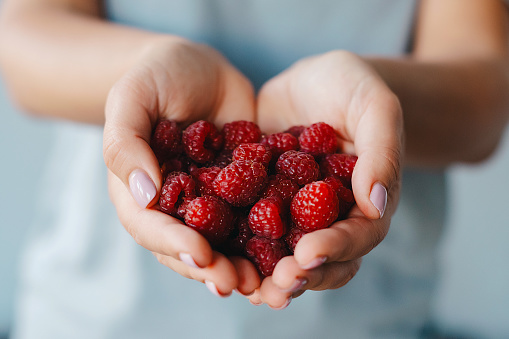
<box><xmin>103</xmin><ymin>37</ymin><xmax>260</xmax><ymax>297</ymax></box>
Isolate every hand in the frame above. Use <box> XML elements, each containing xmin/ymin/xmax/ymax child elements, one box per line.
<box><xmin>249</xmin><ymin>50</ymin><xmax>403</xmax><ymax>308</ymax></box>
<box><xmin>103</xmin><ymin>38</ymin><xmax>260</xmax><ymax>297</ymax></box>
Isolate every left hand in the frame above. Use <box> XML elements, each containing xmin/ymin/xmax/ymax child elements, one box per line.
<box><xmin>248</xmin><ymin>50</ymin><xmax>404</xmax><ymax>308</ymax></box>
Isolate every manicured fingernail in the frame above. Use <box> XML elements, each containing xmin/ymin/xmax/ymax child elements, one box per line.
<box><xmin>129</xmin><ymin>169</ymin><xmax>156</xmax><ymax>208</ymax></box>
<box><xmin>281</xmin><ymin>278</ymin><xmax>307</xmax><ymax>293</ymax></box>
<box><xmin>300</xmin><ymin>256</ymin><xmax>327</xmax><ymax>270</ymax></box>
<box><xmin>179</xmin><ymin>253</ymin><xmax>199</xmax><ymax>269</ymax></box>
<box><xmin>249</xmin><ymin>299</ymin><xmax>263</xmax><ymax>306</ymax></box>
<box><xmin>270</xmin><ymin>297</ymin><xmax>292</xmax><ymax>310</ymax></box>
<box><xmin>370</xmin><ymin>182</ymin><xmax>387</xmax><ymax>218</ymax></box>
<box><xmin>205</xmin><ymin>280</ymin><xmax>230</xmax><ymax>298</ymax></box>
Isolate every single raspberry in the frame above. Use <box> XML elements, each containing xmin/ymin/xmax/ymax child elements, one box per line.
<box><xmin>261</xmin><ymin>174</ymin><xmax>299</xmax><ymax>207</ymax></box>
<box><xmin>224</xmin><ymin>217</ymin><xmax>253</xmax><ymax>256</ymax></box>
<box><xmin>275</xmin><ymin>150</ymin><xmax>320</xmax><ymax>186</ymax></box>
<box><xmin>320</xmin><ymin>153</ymin><xmax>358</xmax><ymax>188</ymax></box>
<box><xmin>285</xmin><ymin>225</ymin><xmax>307</xmax><ymax>253</ymax></box>
<box><xmin>150</xmin><ymin>119</ymin><xmax>183</xmax><ymax>163</ymax></box>
<box><xmin>284</xmin><ymin>125</ymin><xmax>306</xmax><ymax>138</ymax></box>
<box><xmin>260</xmin><ymin>133</ymin><xmax>299</xmax><ymax>159</ymax></box>
<box><xmin>182</xmin><ymin>120</ymin><xmax>223</xmax><ymax>163</ymax></box>
<box><xmin>191</xmin><ymin>166</ymin><xmax>221</xmax><ymax>196</ymax></box>
<box><xmin>298</xmin><ymin>122</ymin><xmax>338</xmax><ymax>157</ymax></box>
<box><xmin>323</xmin><ymin>177</ymin><xmax>356</xmax><ymax>219</ymax></box>
<box><xmin>213</xmin><ymin>160</ymin><xmax>268</xmax><ymax>207</ymax></box>
<box><xmin>245</xmin><ymin>236</ymin><xmax>288</xmax><ymax>277</ymax></box>
<box><xmin>184</xmin><ymin>195</ymin><xmax>234</xmax><ymax>246</ymax></box>
<box><xmin>232</xmin><ymin>143</ymin><xmax>272</xmax><ymax>168</ymax></box>
<box><xmin>208</xmin><ymin>150</ymin><xmax>233</xmax><ymax>168</ymax></box>
<box><xmin>222</xmin><ymin>120</ymin><xmax>262</xmax><ymax>151</ymax></box>
<box><xmin>291</xmin><ymin>181</ymin><xmax>339</xmax><ymax>232</ymax></box>
<box><xmin>248</xmin><ymin>195</ymin><xmax>287</xmax><ymax>239</ymax></box>
<box><xmin>159</xmin><ymin>172</ymin><xmax>196</xmax><ymax>218</ymax></box>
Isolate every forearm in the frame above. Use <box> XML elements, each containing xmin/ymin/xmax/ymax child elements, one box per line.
<box><xmin>0</xmin><ymin>2</ymin><xmax>178</xmax><ymax>124</ymax></box>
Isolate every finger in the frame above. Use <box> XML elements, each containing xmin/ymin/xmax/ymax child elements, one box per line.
<box><xmin>293</xmin><ymin>205</ymin><xmax>388</xmax><ymax>268</ymax></box>
<box><xmin>246</xmin><ymin>288</ymin><xmax>263</xmax><ymax>306</ymax></box>
<box><xmin>109</xmin><ymin>171</ymin><xmax>213</xmax><ymax>268</ymax></box>
<box><xmin>230</xmin><ymin>256</ymin><xmax>261</xmax><ymax>296</ymax></box>
<box><xmin>154</xmin><ymin>251</ymin><xmax>239</xmax><ymax>297</ymax></box>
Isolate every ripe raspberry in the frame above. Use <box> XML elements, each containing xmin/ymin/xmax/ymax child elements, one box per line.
<box><xmin>159</xmin><ymin>172</ymin><xmax>196</xmax><ymax>218</ymax></box>
<box><xmin>222</xmin><ymin>120</ymin><xmax>262</xmax><ymax>151</ymax></box>
<box><xmin>261</xmin><ymin>174</ymin><xmax>299</xmax><ymax>207</ymax></box>
<box><xmin>298</xmin><ymin>122</ymin><xmax>338</xmax><ymax>157</ymax></box>
<box><xmin>182</xmin><ymin>120</ymin><xmax>223</xmax><ymax>163</ymax></box>
<box><xmin>323</xmin><ymin>177</ymin><xmax>355</xmax><ymax>219</ymax></box>
<box><xmin>191</xmin><ymin>166</ymin><xmax>221</xmax><ymax>196</ymax></box>
<box><xmin>150</xmin><ymin>119</ymin><xmax>183</xmax><ymax>163</ymax></box>
<box><xmin>284</xmin><ymin>125</ymin><xmax>306</xmax><ymax>138</ymax></box>
<box><xmin>285</xmin><ymin>225</ymin><xmax>307</xmax><ymax>253</ymax></box>
<box><xmin>320</xmin><ymin>153</ymin><xmax>358</xmax><ymax>188</ymax></box>
<box><xmin>232</xmin><ymin>143</ymin><xmax>272</xmax><ymax>168</ymax></box>
<box><xmin>276</xmin><ymin>150</ymin><xmax>320</xmax><ymax>186</ymax></box>
<box><xmin>224</xmin><ymin>217</ymin><xmax>253</xmax><ymax>256</ymax></box>
<box><xmin>213</xmin><ymin>160</ymin><xmax>268</xmax><ymax>207</ymax></box>
<box><xmin>184</xmin><ymin>195</ymin><xmax>234</xmax><ymax>245</ymax></box>
<box><xmin>260</xmin><ymin>133</ymin><xmax>299</xmax><ymax>159</ymax></box>
<box><xmin>160</xmin><ymin>155</ymin><xmax>195</xmax><ymax>178</ymax></box>
<box><xmin>245</xmin><ymin>236</ymin><xmax>288</xmax><ymax>277</ymax></box>
<box><xmin>208</xmin><ymin>150</ymin><xmax>233</xmax><ymax>168</ymax></box>
<box><xmin>248</xmin><ymin>195</ymin><xmax>287</xmax><ymax>239</ymax></box>
<box><xmin>291</xmin><ymin>181</ymin><xmax>339</xmax><ymax>232</ymax></box>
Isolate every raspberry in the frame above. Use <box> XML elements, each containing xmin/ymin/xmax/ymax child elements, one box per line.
<box><xmin>261</xmin><ymin>174</ymin><xmax>299</xmax><ymax>207</ymax></box>
<box><xmin>260</xmin><ymin>133</ymin><xmax>299</xmax><ymax>159</ymax></box>
<box><xmin>184</xmin><ymin>195</ymin><xmax>234</xmax><ymax>245</ymax></box>
<box><xmin>208</xmin><ymin>150</ymin><xmax>233</xmax><ymax>168</ymax></box>
<box><xmin>213</xmin><ymin>160</ymin><xmax>268</xmax><ymax>207</ymax></box>
<box><xmin>276</xmin><ymin>150</ymin><xmax>320</xmax><ymax>186</ymax></box>
<box><xmin>191</xmin><ymin>166</ymin><xmax>221</xmax><ymax>196</ymax></box>
<box><xmin>323</xmin><ymin>177</ymin><xmax>355</xmax><ymax>219</ymax></box>
<box><xmin>245</xmin><ymin>236</ymin><xmax>288</xmax><ymax>277</ymax></box>
<box><xmin>232</xmin><ymin>143</ymin><xmax>272</xmax><ymax>168</ymax></box>
<box><xmin>248</xmin><ymin>195</ymin><xmax>287</xmax><ymax>239</ymax></box>
<box><xmin>285</xmin><ymin>225</ymin><xmax>307</xmax><ymax>253</ymax></box>
<box><xmin>320</xmin><ymin>153</ymin><xmax>358</xmax><ymax>188</ymax></box>
<box><xmin>291</xmin><ymin>181</ymin><xmax>339</xmax><ymax>232</ymax></box>
<box><xmin>222</xmin><ymin>120</ymin><xmax>262</xmax><ymax>151</ymax></box>
<box><xmin>150</xmin><ymin>119</ymin><xmax>183</xmax><ymax>163</ymax></box>
<box><xmin>182</xmin><ymin>120</ymin><xmax>223</xmax><ymax>163</ymax></box>
<box><xmin>299</xmin><ymin>122</ymin><xmax>338</xmax><ymax>157</ymax></box>
<box><xmin>224</xmin><ymin>217</ymin><xmax>253</xmax><ymax>256</ymax></box>
<box><xmin>159</xmin><ymin>172</ymin><xmax>196</xmax><ymax>218</ymax></box>
<box><xmin>284</xmin><ymin>125</ymin><xmax>306</xmax><ymax>138</ymax></box>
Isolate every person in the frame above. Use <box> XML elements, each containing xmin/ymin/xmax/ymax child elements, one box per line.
<box><xmin>0</xmin><ymin>0</ymin><xmax>508</xmax><ymax>338</ymax></box>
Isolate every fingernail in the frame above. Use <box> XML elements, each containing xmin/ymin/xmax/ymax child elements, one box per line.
<box><xmin>234</xmin><ymin>289</ymin><xmax>254</xmax><ymax>297</ymax></box>
<box><xmin>300</xmin><ymin>256</ymin><xmax>327</xmax><ymax>270</ymax></box>
<box><xmin>129</xmin><ymin>169</ymin><xmax>157</xmax><ymax>208</ymax></box>
<box><xmin>370</xmin><ymin>182</ymin><xmax>387</xmax><ymax>218</ymax></box>
<box><xmin>249</xmin><ymin>299</ymin><xmax>263</xmax><ymax>306</ymax></box>
<box><xmin>270</xmin><ymin>297</ymin><xmax>292</xmax><ymax>310</ymax></box>
<box><xmin>205</xmin><ymin>280</ymin><xmax>230</xmax><ymax>298</ymax></box>
<box><xmin>179</xmin><ymin>253</ymin><xmax>199</xmax><ymax>269</ymax></box>
<box><xmin>281</xmin><ymin>278</ymin><xmax>307</xmax><ymax>293</ymax></box>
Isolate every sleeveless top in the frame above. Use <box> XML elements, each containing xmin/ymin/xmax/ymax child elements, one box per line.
<box><xmin>12</xmin><ymin>1</ymin><xmax>447</xmax><ymax>338</ymax></box>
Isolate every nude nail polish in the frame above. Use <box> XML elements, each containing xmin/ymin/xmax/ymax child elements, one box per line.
<box><xmin>128</xmin><ymin>169</ymin><xmax>156</xmax><ymax>208</ymax></box>
<box><xmin>179</xmin><ymin>253</ymin><xmax>199</xmax><ymax>269</ymax></box>
<box><xmin>370</xmin><ymin>182</ymin><xmax>387</xmax><ymax>218</ymax></box>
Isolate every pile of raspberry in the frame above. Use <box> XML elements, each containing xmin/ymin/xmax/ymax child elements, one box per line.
<box><xmin>150</xmin><ymin>119</ymin><xmax>357</xmax><ymax>277</ymax></box>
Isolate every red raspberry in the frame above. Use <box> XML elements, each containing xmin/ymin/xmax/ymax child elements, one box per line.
<box><xmin>224</xmin><ymin>217</ymin><xmax>253</xmax><ymax>256</ymax></box>
<box><xmin>298</xmin><ymin>122</ymin><xmax>338</xmax><ymax>157</ymax></box>
<box><xmin>285</xmin><ymin>225</ymin><xmax>307</xmax><ymax>253</ymax></box>
<box><xmin>191</xmin><ymin>166</ymin><xmax>221</xmax><ymax>196</ymax></box>
<box><xmin>291</xmin><ymin>181</ymin><xmax>339</xmax><ymax>232</ymax></box>
<box><xmin>232</xmin><ymin>143</ymin><xmax>272</xmax><ymax>168</ymax></box>
<box><xmin>260</xmin><ymin>133</ymin><xmax>299</xmax><ymax>159</ymax></box>
<box><xmin>182</xmin><ymin>120</ymin><xmax>223</xmax><ymax>163</ymax></box>
<box><xmin>261</xmin><ymin>174</ymin><xmax>299</xmax><ymax>207</ymax></box>
<box><xmin>213</xmin><ymin>160</ymin><xmax>268</xmax><ymax>207</ymax></box>
<box><xmin>248</xmin><ymin>195</ymin><xmax>287</xmax><ymax>239</ymax></box>
<box><xmin>184</xmin><ymin>195</ymin><xmax>234</xmax><ymax>245</ymax></box>
<box><xmin>245</xmin><ymin>236</ymin><xmax>288</xmax><ymax>277</ymax></box>
<box><xmin>323</xmin><ymin>177</ymin><xmax>355</xmax><ymax>219</ymax></box>
<box><xmin>150</xmin><ymin>119</ymin><xmax>183</xmax><ymax>163</ymax></box>
<box><xmin>159</xmin><ymin>172</ymin><xmax>196</xmax><ymax>218</ymax></box>
<box><xmin>284</xmin><ymin>125</ymin><xmax>306</xmax><ymax>138</ymax></box>
<box><xmin>276</xmin><ymin>150</ymin><xmax>320</xmax><ymax>186</ymax></box>
<box><xmin>208</xmin><ymin>150</ymin><xmax>233</xmax><ymax>169</ymax></box>
<box><xmin>320</xmin><ymin>153</ymin><xmax>358</xmax><ymax>188</ymax></box>
<box><xmin>222</xmin><ymin>121</ymin><xmax>262</xmax><ymax>151</ymax></box>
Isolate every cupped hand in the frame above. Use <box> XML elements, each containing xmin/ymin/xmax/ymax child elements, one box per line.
<box><xmin>103</xmin><ymin>38</ymin><xmax>260</xmax><ymax>297</ymax></box>
<box><xmin>251</xmin><ymin>50</ymin><xmax>403</xmax><ymax>309</ymax></box>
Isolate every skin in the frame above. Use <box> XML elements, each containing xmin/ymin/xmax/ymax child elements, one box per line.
<box><xmin>0</xmin><ymin>0</ymin><xmax>508</xmax><ymax>309</ymax></box>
